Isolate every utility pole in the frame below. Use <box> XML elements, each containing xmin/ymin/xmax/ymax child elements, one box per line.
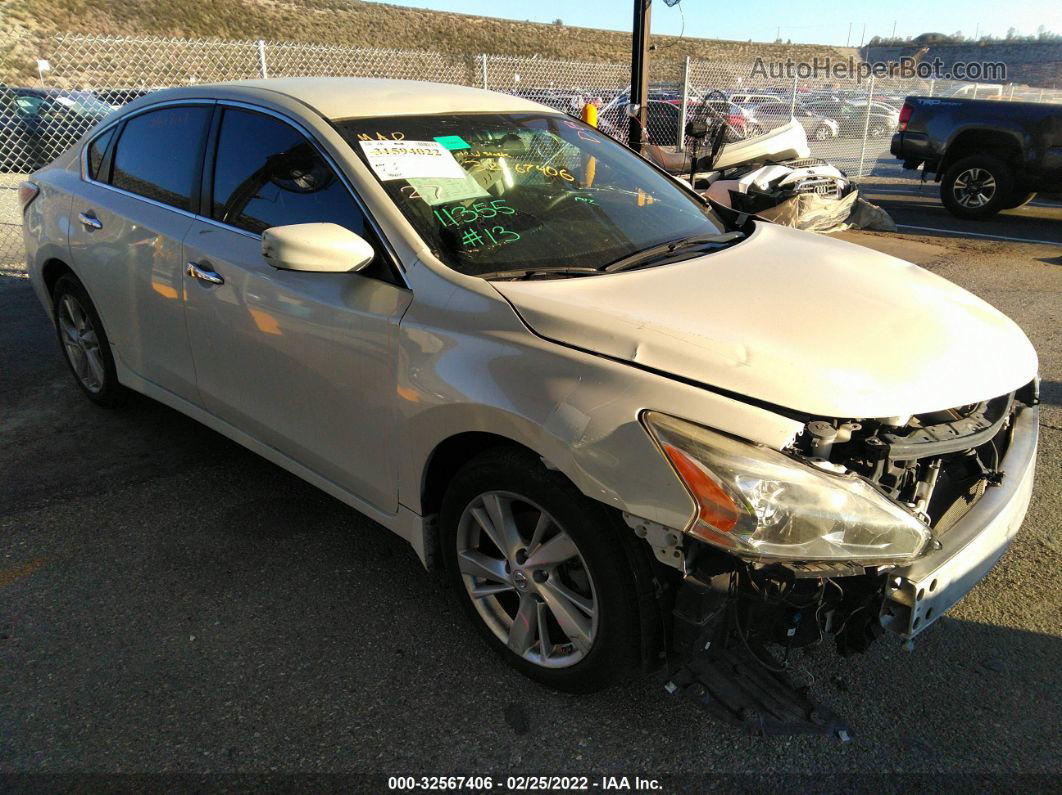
<box><xmin>859</xmin><ymin>23</ymin><xmax>866</xmax><ymax>47</ymax></box>
<box><xmin>891</xmin><ymin>20</ymin><xmax>897</xmax><ymax>38</ymax></box>
<box><xmin>846</xmin><ymin>22</ymin><xmax>852</xmax><ymax>47</ymax></box>
<box><xmin>629</xmin><ymin>0</ymin><xmax>652</xmax><ymax>152</ymax></box>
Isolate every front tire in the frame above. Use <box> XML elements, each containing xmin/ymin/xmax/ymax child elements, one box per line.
<box><xmin>52</xmin><ymin>274</ymin><xmax>126</xmax><ymax>408</ymax></box>
<box><xmin>940</xmin><ymin>154</ymin><xmax>1014</xmax><ymax>219</ymax></box>
<box><xmin>441</xmin><ymin>448</ymin><xmax>641</xmax><ymax>693</ymax></box>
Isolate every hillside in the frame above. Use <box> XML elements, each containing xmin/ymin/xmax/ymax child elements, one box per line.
<box><xmin>1</xmin><ymin>0</ymin><xmax>857</xmax><ymax>83</ymax></box>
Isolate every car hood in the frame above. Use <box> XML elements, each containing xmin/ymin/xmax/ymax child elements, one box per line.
<box><xmin>491</xmin><ymin>223</ymin><xmax>1038</xmax><ymax>418</ymax></box>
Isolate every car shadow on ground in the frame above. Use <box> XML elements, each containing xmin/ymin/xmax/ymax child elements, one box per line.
<box><xmin>1039</xmin><ymin>380</ymin><xmax>1062</xmax><ymax>407</ymax></box>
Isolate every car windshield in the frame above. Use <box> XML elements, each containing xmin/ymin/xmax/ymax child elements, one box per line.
<box><xmin>337</xmin><ymin>112</ymin><xmax>726</xmax><ymax>278</ymax></box>
<box><xmin>55</xmin><ymin>92</ymin><xmax>115</xmax><ymax>116</ymax></box>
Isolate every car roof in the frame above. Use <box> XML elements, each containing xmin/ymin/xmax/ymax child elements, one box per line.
<box><xmin>142</xmin><ymin>77</ymin><xmax>555</xmax><ymax>120</ymax></box>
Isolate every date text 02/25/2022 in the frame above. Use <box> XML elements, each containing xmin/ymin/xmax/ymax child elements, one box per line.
<box><xmin>387</xmin><ymin>775</ymin><xmax>664</xmax><ymax>790</ymax></box>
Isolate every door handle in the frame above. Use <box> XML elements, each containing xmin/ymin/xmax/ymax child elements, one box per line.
<box><xmin>186</xmin><ymin>261</ymin><xmax>225</xmax><ymax>286</ymax></box>
<box><xmin>78</xmin><ymin>211</ymin><xmax>102</xmax><ymax>231</ymax></box>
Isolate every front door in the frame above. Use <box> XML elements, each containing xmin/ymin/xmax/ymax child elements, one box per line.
<box><xmin>181</xmin><ymin>106</ymin><xmax>411</xmax><ymax>512</ymax></box>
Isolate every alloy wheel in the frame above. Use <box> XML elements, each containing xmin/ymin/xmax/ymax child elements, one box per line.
<box><xmin>455</xmin><ymin>490</ymin><xmax>598</xmax><ymax>669</ymax></box>
<box><xmin>58</xmin><ymin>293</ymin><xmax>105</xmax><ymax>393</ymax></box>
<box><xmin>952</xmin><ymin>167</ymin><xmax>997</xmax><ymax>208</ymax></box>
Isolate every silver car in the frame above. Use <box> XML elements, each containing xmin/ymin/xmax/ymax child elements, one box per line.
<box><xmin>20</xmin><ymin>78</ymin><xmax>1039</xmax><ymax>732</ymax></box>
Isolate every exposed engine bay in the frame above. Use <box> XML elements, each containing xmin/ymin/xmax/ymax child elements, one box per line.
<box><xmin>643</xmin><ymin>380</ymin><xmax>1039</xmax><ymax>740</ymax></box>
<box><xmin>798</xmin><ymin>390</ymin><xmax>1018</xmax><ymax>531</ymax></box>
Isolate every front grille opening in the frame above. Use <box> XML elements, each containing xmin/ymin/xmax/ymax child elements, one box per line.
<box><xmin>795</xmin><ymin>391</ymin><xmax>1020</xmax><ymax>530</ymax></box>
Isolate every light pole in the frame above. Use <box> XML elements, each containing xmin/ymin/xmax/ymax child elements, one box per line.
<box><xmin>629</xmin><ymin>0</ymin><xmax>652</xmax><ymax>152</ymax></box>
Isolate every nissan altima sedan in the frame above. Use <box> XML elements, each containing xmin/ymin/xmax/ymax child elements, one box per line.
<box><xmin>20</xmin><ymin>78</ymin><xmax>1039</xmax><ymax>731</ymax></box>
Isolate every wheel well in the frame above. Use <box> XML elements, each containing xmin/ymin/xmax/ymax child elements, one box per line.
<box><xmin>41</xmin><ymin>258</ymin><xmax>75</xmax><ymax>297</ymax></box>
<box><xmin>420</xmin><ymin>432</ymin><xmax>541</xmax><ymax>517</ymax></box>
<box><xmin>941</xmin><ymin>130</ymin><xmax>1022</xmax><ymax>174</ymax></box>
<box><xmin>420</xmin><ymin>430</ymin><xmax>668</xmax><ymax>672</ymax></box>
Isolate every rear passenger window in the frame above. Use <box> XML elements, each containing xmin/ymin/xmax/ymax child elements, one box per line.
<box><xmin>86</xmin><ymin>127</ymin><xmax>114</xmax><ymax>180</ymax></box>
<box><xmin>211</xmin><ymin>108</ymin><xmax>371</xmax><ymax>241</ymax></box>
<box><xmin>111</xmin><ymin>106</ymin><xmax>211</xmax><ymax>211</ymax></box>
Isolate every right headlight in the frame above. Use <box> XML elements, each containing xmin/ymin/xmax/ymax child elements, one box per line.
<box><xmin>643</xmin><ymin>411</ymin><xmax>932</xmax><ymax>563</ymax></box>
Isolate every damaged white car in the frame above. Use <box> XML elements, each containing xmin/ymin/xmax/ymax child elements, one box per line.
<box><xmin>22</xmin><ymin>79</ymin><xmax>1039</xmax><ymax>738</ymax></box>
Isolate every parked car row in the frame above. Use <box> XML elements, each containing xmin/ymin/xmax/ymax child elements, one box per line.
<box><xmin>0</xmin><ymin>87</ymin><xmax>115</xmax><ymax>172</ymax></box>
<box><xmin>0</xmin><ymin>85</ymin><xmax>156</xmax><ymax>173</ymax></box>
<box><xmin>510</xmin><ymin>85</ymin><xmax>903</xmax><ymax>150</ymax></box>
<box><xmin>1</xmin><ymin>80</ymin><xmax>902</xmax><ymax>177</ymax></box>
<box><xmin>727</xmin><ymin>91</ymin><xmax>901</xmax><ymax>141</ymax></box>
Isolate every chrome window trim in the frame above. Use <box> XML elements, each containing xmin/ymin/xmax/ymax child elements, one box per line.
<box><xmin>192</xmin><ymin>213</ymin><xmax>261</xmax><ymax>241</ymax></box>
<box><xmin>80</xmin><ymin>180</ymin><xmax>201</xmax><ymax>223</ymax></box>
<box><xmin>79</xmin><ymin>96</ymin><xmax>407</xmax><ymax>284</ymax></box>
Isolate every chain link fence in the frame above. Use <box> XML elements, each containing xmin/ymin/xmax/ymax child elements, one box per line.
<box><xmin>3</xmin><ymin>33</ymin><xmax>1060</xmax><ymax>265</ymax></box>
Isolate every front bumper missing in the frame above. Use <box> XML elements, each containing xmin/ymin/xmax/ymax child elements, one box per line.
<box><xmin>880</xmin><ymin>405</ymin><xmax>1039</xmax><ymax>639</ymax></box>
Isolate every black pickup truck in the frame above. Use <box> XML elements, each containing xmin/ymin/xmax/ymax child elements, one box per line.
<box><xmin>891</xmin><ymin>96</ymin><xmax>1062</xmax><ymax>219</ymax></box>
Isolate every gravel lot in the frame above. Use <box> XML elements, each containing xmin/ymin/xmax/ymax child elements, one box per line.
<box><xmin>1</xmin><ymin>204</ymin><xmax>1059</xmax><ymax>786</ymax></box>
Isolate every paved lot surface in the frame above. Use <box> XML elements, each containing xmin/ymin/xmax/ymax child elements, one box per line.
<box><xmin>858</xmin><ymin>178</ymin><xmax>1062</xmax><ymax>246</ymax></box>
<box><xmin>1</xmin><ymin>199</ymin><xmax>1060</xmax><ymax>783</ymax></box>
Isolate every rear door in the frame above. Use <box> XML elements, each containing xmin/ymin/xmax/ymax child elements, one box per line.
<box><xmin>181</xmin><ymin>106</ymin><xmax>411</xmax><ymax>511</ymax></box>
<box><xmin>68</xmin><ymin>103</ymin><xmax>213</xmax><ymax>401</ymax></box>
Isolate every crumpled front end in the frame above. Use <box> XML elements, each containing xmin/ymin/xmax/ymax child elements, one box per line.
<box><xmin>654</xmin><ymin>380</ymin><xmax>1039</xmax><ymax>739</ymax></box>
<box><xmin>878</xmin><ymin>399</ymin><xmax>1038</xmax><ymax>638</ymax></box>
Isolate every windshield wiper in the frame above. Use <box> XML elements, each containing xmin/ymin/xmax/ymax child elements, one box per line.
<box><xmin>479</xmin><ymin>266</ymin><xmax>604</xmax><ymax>281</ymax></box>
<box><xmin>603</xmin><ymin>231</ymin><xmax>745</xmax><ymax>273</ymax></box>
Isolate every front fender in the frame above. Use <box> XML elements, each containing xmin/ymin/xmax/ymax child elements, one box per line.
<box><xmin>396</xmin><ymin>270</ymin><xmax>804</xmax><ymax>531</ymax></box>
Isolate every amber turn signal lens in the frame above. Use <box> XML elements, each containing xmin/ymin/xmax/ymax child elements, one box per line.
<box><xmin>661</xmin><ymin>442</ymin><xmax>740</xmax><ymax>533</ymax></box>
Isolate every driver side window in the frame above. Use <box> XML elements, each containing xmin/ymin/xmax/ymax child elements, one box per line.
<box><xmin>211</xmin><ymin>108</ymin><xmax>397</xmax><ymax>281</ymax></box>
<box><xmin>212</xmin><ymin>108</ymin><xmax>367</xmax><ymax>236</ymax></box>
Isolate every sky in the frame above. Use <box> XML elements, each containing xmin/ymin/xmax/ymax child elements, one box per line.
<box><xmin>365</xmin><ymin>0</ymin><xmax>1060</xmax><ymax>47</ymax></box>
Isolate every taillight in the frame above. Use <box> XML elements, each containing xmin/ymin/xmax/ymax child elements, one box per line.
<box><xmin>727</xmin><ymin>113</ymin><xmax>745</xmax><ymax>130</ymax></box>
<box><xmin>18</xmin><ymin>181</ymin><xmax>39</xmax><ymax>212</ymax></box>
<box><xmin>898</xmin><ymin>102</ymin><xmax>912</xmax><ymax>132</ymax></box>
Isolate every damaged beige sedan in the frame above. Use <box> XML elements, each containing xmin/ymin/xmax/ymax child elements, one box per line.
<box><xmin>21</xmin><ymin>78</ymin><xmax>1039</xmax><ymax>738</ymax></box>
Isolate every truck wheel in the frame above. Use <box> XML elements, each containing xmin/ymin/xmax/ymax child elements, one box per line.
<box><xmin>440</xmin><ymin>447</ymin><xmax>640</xmax><ymax>693</ymax></box>
<box><xmin>940</xmin><ymin>154</ymin><xmax>1014</xmax><ymax>219</ymax></box>
<box><xmin>1002</xmin><ymin>190</ymin><xmax>1037</xmax><ymax>210</ymax></box>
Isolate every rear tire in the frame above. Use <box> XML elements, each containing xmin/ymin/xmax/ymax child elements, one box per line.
<box><xmin>440</xmin><ymin>447</ymin><xmax>641</xmax><ymax>693</ymax></box>
<box><xmin>52</xmin><ymin>274</ymin><xmax>127</xmax><ymax>408</ymax></box>
<box><xmin>940</xmin><ymin>154</ymin><xmax>1014</xmax><ymax>219</ymax></box>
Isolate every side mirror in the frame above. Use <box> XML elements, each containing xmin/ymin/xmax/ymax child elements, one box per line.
<box><xmin>261</xmin><ymin>222</ymin><xmax>374</xmax><ymax>273</ymax></box>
